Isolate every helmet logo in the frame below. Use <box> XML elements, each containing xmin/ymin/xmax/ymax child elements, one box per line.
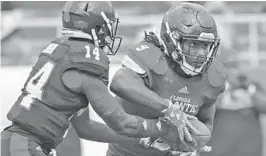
<box><xmin>199</xmin><ymin>32</ymin><xmax>214</xmax><ymax>41</ymax></box>
<box><xmin>74</xmin><ymin>21</ymin><xmax>88</xmax><ymax>29</ymax></box>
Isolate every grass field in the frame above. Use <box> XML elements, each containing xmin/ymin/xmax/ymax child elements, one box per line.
<box><xmin>1</xmin><ymin>64</ymin><xmax>266</xmax><ymax>156</ymax></box>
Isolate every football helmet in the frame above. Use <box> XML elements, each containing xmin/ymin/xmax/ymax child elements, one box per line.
<box><xmin>62</xmin><ymin>1</ymin><xmax>122</xmax><ymax>55</ymax></box>
<box><xmin>160</xmin><ymin>3</ymin><xmax>220</xmax><ymax>76</ymax></box>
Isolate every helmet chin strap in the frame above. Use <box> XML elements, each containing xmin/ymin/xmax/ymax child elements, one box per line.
<box><xmin>171</xmin><ymin>50</ymin><xmax>202</xmax><ymax>76</ymax></box>
<box><xmin>151</xmin><ymin>23</ymin><xmax>210</xmax><ymax>77</ymax></box>
<box><xmin>172</xmin><ymin>42</ymin><xmax>206</xmax><ymax>76</ymax></box>
<box><xmin>150</xmin><ymin>25</ymin><xmax>200</xmax><ymax>76</ymax></box>
<box><xmin>180</xmin><ymin>66</ymin><xmax>198</xmax><ymax>76</ymax></box>
<box><xmin>180</xmin><ymin>58</ymin><xmax>205</xmax><ymax>76</ymax></box>
<box><xmin>162</xmin><ymin>22</ymin><xmax>218</xmax><ymax>77</ymax></box>
<box><xmin>179</xmin><ymin>42</ymin><xmax>216</xmax><ymax>76</ymax></box>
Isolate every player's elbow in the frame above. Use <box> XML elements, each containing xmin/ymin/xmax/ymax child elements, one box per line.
<box><xmin>75</xmin><ymin>128</ymin><xmax>87</xmax><ymax>139</ymax></box>
<box><xmin>71</xmin><ymin>121</ymin><xmax>87</xmax><ymax>139</ymax></box>
<box><xmin>71</xmin><ymin>121</ymin><xmax>86</xmax><ymax>139</ymax></box>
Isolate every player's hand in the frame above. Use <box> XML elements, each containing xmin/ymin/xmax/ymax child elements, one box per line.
<box><xmin>138</xmin><ymin>137</ymin><xmax>170</xmax><ymax>151</ymax></box>
<box><xmin>198</xmin><ymin>145</ymin><xmax>212</xmax><ymax>152</ymax></box>
<box><xmin>160</xmin><ymin>101</ymin><xmax>200</xmax><ymax>145</ymax></box>
<box><xmin>170</xmin><ymin>145</ymin><xmax>212</xmax><ymax>156</ymax></box>
<box><xmin>170</xmin><ymin>150</ymin><xmax>197</xmax><ymax>156</ymax></box>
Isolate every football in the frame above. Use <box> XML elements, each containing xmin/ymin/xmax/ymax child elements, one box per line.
<box><xmin>188</xmin><ymin>119</ymin><xmax>211</xmax><ymax>146</ymax></box>
<box><xmin>179</xmin><ymin>119</ymin><xmax>211</xmax><ymax>152</ymax></box>
<box><xmin>160</xmin><ymin>119</ymin><xmax>211</xmax><ymax>152</ymax></box>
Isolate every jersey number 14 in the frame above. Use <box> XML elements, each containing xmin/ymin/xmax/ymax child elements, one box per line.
<box><xmin>85</xmin><ymin>45</ymin><xmax>100</xmax><ymax>60</ymax></box>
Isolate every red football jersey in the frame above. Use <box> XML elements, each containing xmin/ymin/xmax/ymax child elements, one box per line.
<box><xmin>110</xmin><ymin>41</ymin><xmax>226</xmax><ymax>156</ymax></box>
<box><xmin>7</xmin><ymin>37</ymin><xmax>109</xmax><ymax>149</ymax></box>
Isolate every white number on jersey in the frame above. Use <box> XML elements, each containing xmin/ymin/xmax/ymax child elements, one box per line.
<box><xmin>42</xmin><ymin>43</ymin><xmax>58</xmax><ymax>54</ymax></box>
<box><xmin>85</xmin><ymin>45</ymin><xmax>100</xmax><ymax>60</ymax></box>
<box><xmin>20</xmin><ymin>62</ymin><xmax>55</xmax><ymax>110</ymax></box>
<box><xmin>136</xmin><ymin>45</ymin><xmax>149</xmax><ymax>51</ymax></box>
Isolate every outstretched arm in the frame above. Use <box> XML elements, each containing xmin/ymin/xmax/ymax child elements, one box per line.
<box><xmin>110</xmin><ymin>60</ymin><xmax>199</xmax><ymax>144</ymax></box>
<box><xmin>62</xmin><ymin>69</ymin><xmax>168</xmax><ymax>139</ymax></box>
<box><xmin>71</xmin><ymin>108</ymin><xmax>137</xmax><ymax>143</ymax></box>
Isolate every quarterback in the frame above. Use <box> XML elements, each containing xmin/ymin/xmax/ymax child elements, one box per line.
<box><xmin>107</xmin><ymin>3</ymin><xmax>226</xmax><ymax>156</ymax></box>
<box><xmin>1</xmin><ymin>2</ymin><xmax>193</xmax><ymax>156</ymax></box>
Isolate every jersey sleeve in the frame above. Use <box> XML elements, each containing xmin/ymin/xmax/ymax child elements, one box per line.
<box><xmin>58</xmin><ymin>40</ymin><xmax>110</xmax><ymax>85</ymax></box>
<box><xmin>121</xmin><ymin>41</ymin><xmax>166</xmax><ymax>88</ymax></box>
<box><xmin>121</xmin><ymin>55</ymin><xmax>147</xmax><ymax>75</ymax></box>
<box><xmin>122</xmin><ymin>42</ymin><xmax>151</xmax><ymax>75</ymax></box>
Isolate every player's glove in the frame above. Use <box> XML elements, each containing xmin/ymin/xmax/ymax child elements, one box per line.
<box><xmin>170</xmin><ymin>145</ymin><xmax>212</xmax><ymax>156</ymax></box>
<box><xmin>198</xmin><ymin>145</ymin><xmax>212</xmax><ymax>152</ymax></box>
<box><xmin>138</xmin><ymin>137</ymin><xmax>211</xmax><ymax>156</ymax></box>
<box><xmin>138</xmin><ymin>137</ymin><xmax>170</xmax><ymax>151</ymax></box>
<box><xmin>160</xmin><ymin>101</ymin><xmax>200</xmax><ymax>146</ymax></box>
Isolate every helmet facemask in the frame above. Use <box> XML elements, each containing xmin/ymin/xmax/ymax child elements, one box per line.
<box><xmin>164</xmin><ymin>22</ymin><xmax>220</xmax><ymax>76</ymax></box>
<box><xmin>61</xmin><ymin>2</ymin><xmax>122</xmax><ymax>55</ymax></box>
<box><xmin>93</xmin><ymin>12</ymin><xmax>122</xmax><ymax>55</ymax></box>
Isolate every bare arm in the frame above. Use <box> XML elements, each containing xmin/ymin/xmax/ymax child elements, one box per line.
<box><xmin>70</xmin><ymin>108</ymin><xmax>137</xmax><ymax>143</ymax></box>
<box><xmin>110</xmin><ymin>67</ymin><xmax>168</xmax><ymax>115</ymax></box>
<box><xmin>62</xmin><ymin>69</ymin><xmax>169</xmax><ymax>138</ymax></box>
<box><xmin>196</xmin><ymin>99</ymin><xmax>217</xmax><ymax>132</ymax></box>
<box><xmin>110</xmin><ymin>66</ymin><xmax>200</xmax><ymax>144</ymax></box>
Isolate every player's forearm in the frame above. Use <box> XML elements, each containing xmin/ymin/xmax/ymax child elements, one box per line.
<box><xmin>110</xmin><ymin>71</ymin><xmax>168</xmax><ymax>114</ymax></box>
<box><xmin>72</xmin><ymin>119</ymin><xmax>137</xmax><ymax>143</ymax></box>
<box><xmin>83</xmin><ymin>74</ymin><xmax>169</xmax><ymax>138</ymax></box>
<box><xmin>112</xmin><ymin>84</ymin><xmax>168</xmax><ymax>114</ymax></box>
<box><xmin>196</xmin><ymin>102</ymin><xmax>216</xmax><ymax>133</ymax></box>
<box><xmin>93</xmin><ymin>98</ymin><xmax>169</xmax><ymax>138</ymax></box>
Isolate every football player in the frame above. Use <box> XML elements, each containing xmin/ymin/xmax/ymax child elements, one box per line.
<box><xmin>106</xmin><ymin>3</ymin><xmax>226</xmax><ymax>156</ymax></box>
<box><xmin>1</xmin><ymin>2</ymin><xmax>194</xmax><ymax>156</ymax></box>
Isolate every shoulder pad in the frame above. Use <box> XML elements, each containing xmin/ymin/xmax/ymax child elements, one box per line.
<box><xmin>126</xmin><ymin>41</ymin><xmax>167</xmax><ymax>75</ymax></box>
<box><xmin>41</xmin><ymin>38</ymin><xmax>68</xmax><ymax>57</ymax></box>
<box><xmin>60</xmin><ymin>39</ymin><xmax>109</xmax><ymax>83</ymax></box>
<box><xmin>207</xmin><ymin>59</ymin><xmax>226</xmax><ymax>88</ymax></box>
